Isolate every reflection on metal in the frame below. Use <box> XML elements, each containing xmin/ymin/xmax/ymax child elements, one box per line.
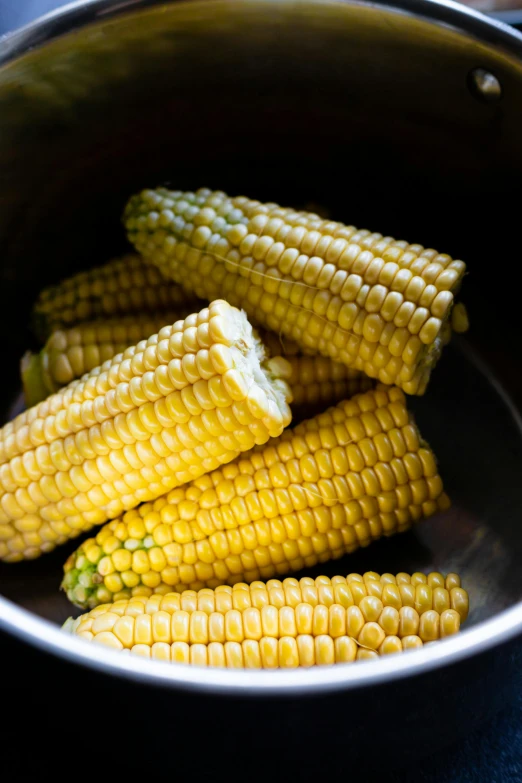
<box><xmin>468</xmin><ymin>66</ymin><xmax>503</xmax><ymax>100</ymax></box>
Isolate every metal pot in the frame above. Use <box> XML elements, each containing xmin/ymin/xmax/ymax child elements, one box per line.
<box><xmin>1</xmin><ymin>0</ymin><xmax>522</xmax><ymax>768</ymax></box>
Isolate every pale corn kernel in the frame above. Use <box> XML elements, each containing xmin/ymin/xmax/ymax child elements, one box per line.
<box><xmin>440</xmin><ymin>609</ymin><xmax>461</xmax><ymax>637</ymax></box>
<box><xmin>402</xmin><ymin>635</ymin><xmax>423</xmax><ymax>651</ymax></box>
<box><xmin>260</xmin><ymin>636</ymin><xmax>279</xmax><ymax>668</ymax></box>
<box><xmin>433</xmin><ymin>587</ymin><xmax>450</xmax><ymax>614</ymax></box>
<box><xmin>356</xmin><ymin>648</ymin><xmax>379</xmax><ymax>661</ymax></box>
<box><xmin>378</xmin><ymin>606</ymin><xmax>400</xmax><ymax>636</ymax></box>
<box><xmin>450</xmin><ymin>587</ymin><xmax>469</xmax><ymax>621</ymax></box>
<box><xmin>445</xmin><ymin>573</ymin><xmax>461</xmax><ymax>590</ymax></box>
<box><xmin>334</xmin><ymin>636</ymin><xmax>357</xmax><ymax>662</ymax></box>
<box><xmin>296</xmin><ymin>634</ymin><xmax>315</xmax><ymax>667</ymax></box>
<box><xmin>399</xmin><ymin>606</ymin><xmax>420</xmax><ymax>637</ymax></box>
<box><xmin>315</xmin><ymin>634</ymin><xmax>335</xmax><ymax>665</ymax></box>
<box><xmin>359</xmin><ymin>596</ymin><xmax>384</xmax><ymax>623</ymax></box>
<box><xmin>358</xmin><ymin>621</ymin><xmax>386</xmax><ymax>650</ymax></box>
<box><xmin>419</xmin><ymin>610</ymin><xmax>440</xmax><ymax>642</ymax></box>
<box><xmin>379</xmin><ymin>636</ymin><xmax>403</xmax><ymax>655</ymax></box>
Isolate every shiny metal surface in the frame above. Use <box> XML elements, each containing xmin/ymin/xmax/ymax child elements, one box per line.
<box><xmin>468</xmin><ymin>65</ymin><xmax>504</xmax><ymax>99</ymax></box>
<box><xmin>1</xmin><ymin>0</ymin><xmax>522</xmax><ymax>695</ymax></box>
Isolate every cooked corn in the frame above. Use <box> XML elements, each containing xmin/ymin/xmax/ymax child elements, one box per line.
<box><xmin>63</xmin><ymin>571</ymin><xmax>468</xmax><ymax>667</ymax></box>
<box><xmin>258</xmin><ymin>329</ymin><xmax>374</xmax><ymax>414</ymax></box>
<box><xmin>0</xmin><ymin>301</ymin><xmax>292</xmax><ymax>562</ymax></box>
<box><xmin>63</xmin><ymin>385</ymin><xmax>449</xmax><ymax>608</ymax></box>
<box><xmin>282</xmin><ymin>355</ymin><xmax>373</xmax><ymax>414</ymax></box>
<box><xmin>32</xmin><ymin>253</ymin><xmax>202</xmax><ymax>341</ymax></box>
<box><xmin>22</xmin><ymin>313</ymin><xmax>371</xmax><ymax>415</ymax></box>
<box><xmin>22</xmin><ymin>311</ymin><xmax>193</xmax><ymax>406</ymax></box>
<box><xmin>451</xmin><ymin>303</ymin><xmax>469</xmax><ymax>334</ymax></box>
<box><xmin>124</xmin><ymin>188</ymin><xmax>467</xmax><ymax>395</ymax></box>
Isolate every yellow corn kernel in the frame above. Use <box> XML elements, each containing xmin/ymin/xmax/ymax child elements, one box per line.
<box><xmin>450</xmin><ymin>587</ymin><xmax>469</xmax><ymax>622</ymax></box>
<box><xmin>63</xmin><ymin>387</ymin><xmax>448</xmax><ymax>607</ymax></box>
<box><xmin>4</xmin><ymin>300</ymin><xmax>293</xmax><ymax>563</ymax></box>
<box><xmin>379</xmin><ymin>636</ymin><xmax>403</xmax><ymax>655</ymax></box>
<box><xmin>125</xmin><ymin>188</ymin><xmax>467</xmax><ymax>395</ymax></box>
<box><xmin>419</xmin><ymin>610</ymin><xmax>440</xmax><ymax>642</ymax></box>
<box><xmin>451</xmin><ymin>303</ymin><xmax>469</xmax><ymax>334</ymax></box>
<box><xmin>402</xmin><ymin>635</ymin><xmax>423</xmax><ymax>651</ymax></box>
<box><xmin>440</xmin><ymin>609</ymin><xmax>461</xmax><ymax>637</ymax></box>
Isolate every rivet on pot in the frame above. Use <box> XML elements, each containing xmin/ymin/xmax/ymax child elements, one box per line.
<box><xmin>468</xmin><ymin>67</ymin><xmax>502</xmax><ymax>103</ymax></box>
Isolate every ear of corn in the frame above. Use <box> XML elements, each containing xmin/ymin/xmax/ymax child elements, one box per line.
<box><xmin>63</xmin><ymin>385</ymin><xmax>449</xmax><ymax>609</ymax></box>
<box><xmin>32</xmin><ymin>253</ymin><xmax>203</xmax><ymax>341</ymax></box>
<box><xmin>22</xmin><ymin>311</ymin><xmax>195</xmax><ymax>406</ymax></box>
<box><xmin>22</xmin><ymin>312</ymin><xmax>373</xmax><ymax>415</ymax></box>
<box><xmin>260</xmin><ymin>328</ymin><xmax>374</xmax><ymax>414</ymax></box>
<box><xmin>63</xmin><ymin>571</ymin><xmax>468</xmax><ymax>667</ymax></box>
<box><xmin>276</xmin><ymin>354</ymin><xmax>373</xmax><ymax>417</ymax></box>
<box><xmin>0</xmin><ymin>301</ymin><xmax>292</xmax><ymax>562</ymax></box>
<box><xmin>124</xmin><ymin>188</ymin><xmax>467</xmax><ymax>395</ymax></box>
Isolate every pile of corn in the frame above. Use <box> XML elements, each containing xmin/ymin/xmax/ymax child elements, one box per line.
<box><xmin>2</xmin><ymin>187</ymin><xmax>471</xmax><ymax>671</ymax></box>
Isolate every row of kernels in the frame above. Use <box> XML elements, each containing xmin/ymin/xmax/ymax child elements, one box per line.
<box><xmin>43</xmin><ymin>311</ymin><xmax>193</xmax><ymax>389</ymax></box>
<box><xmin>164</xmin><ymin>231</ymin><xmax>446</xmax><ymax>355</ymax></box>
<box><xmin>105</xmin><ymin>573</ymin><xmax>467</xmax><ymax>621</ymax></box>
<box><xmin>0</xmin><ymin>413</ymin><xmax>248</xmax><ymax>511</ymax></box>
<box><xmin>85</xmin><ymin>632</ymin><xmax>425</xmax><ymax>665</ymax></box>
<box><xmin>212</xmin><ymin>201</ymin><xmax>456</xmax><ymax>319</ymax></box>
<box><xmin>235</xmin><ymin>194</ymin><xmax>463</xmax><ymax>290</ymax></box>
<box><xmin>0</xmin><ymin>413</ymin><xmax>282</xmax><ymax>549</ymax></box>
<box><xmin>223</xmin><ymin>205</ymin><xmax>457</xmax><ymax>302</ymax></box>
<box><xmin>78</xmin><ymin>602</ymin><xmax>461</xmax><ymax>649</ymax></box>
<box><xmin>34</xmin><ymin>254</ymin><xmax>194</xmax><ymax>333</ymax></box>
<box><xmin>1</xmin><ymin>302</ymin><xmax>233</xmax><ymax>462</ymax></box>
<box><xmin>167</xmin><ymin>474</ymin><xmax>432</xmax><ymax>541</ymax></box>
<box><xmin>64</xmin><ymin>503</ymin><xmax>424</xmax><ymax>606</ymax></box>
<box><xmin>126</xmin><ymin>191</ymin><xmax>463</xmax><ymax>374</ymax></box>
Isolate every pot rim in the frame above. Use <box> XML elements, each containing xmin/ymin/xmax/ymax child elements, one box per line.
<box><xmin>1</xmin><ymin>0</ymin><xmax>522</xmax><ymax>66</ymax></box>
<box><xmin>1</xmin><ymin>0</ymin><xmax>522</xmax><ymax>694</ymax></box>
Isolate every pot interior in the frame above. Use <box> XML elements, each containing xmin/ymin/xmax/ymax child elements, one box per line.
<box><xmin>0</xmin><ymin>0</ymin><xmax>522</xmax><ymax>639</ymax></box>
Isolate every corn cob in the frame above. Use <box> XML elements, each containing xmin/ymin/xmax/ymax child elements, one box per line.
<box><xmin>63</xmin><ymin>385</ymin><xmax>449</xmax><ymax>608</ymax></box>
<box><xmin>21</xmin><ymin>312</ymin><xmax>372</xmax><ymax>415</ymax></box>
<box><xmin>0</xmin><ymin>301</ymin><xmax>292</xmax><ymax>562</ymax></box>
<box><xmin>124</xmin><ymin>188</ymin><xmax>467</xmax><ymax>395</ymax></box>
<box><xmin>63</xmin><ymin>571</ymin><xmax>468</xmax><ymax>667</ymax></box>
<box><xmin>22</xmin><ymin>311</ymin><xmax>195</xmax><ymax>407</ymax></box>
<box><xmin>282</xmin><ymin>355</ymin><xmax>373</xmax><ymax>414</ymax></box>
<box><xmin>32</xmin><ymin>253</ymin><xmax>203</xmax><ymax>341</ymax></box>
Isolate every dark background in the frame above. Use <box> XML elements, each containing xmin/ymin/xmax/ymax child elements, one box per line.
<box><xmin>1</xmin><ymin>2</ymin><xmax>521</xmax><ymax>780</ymax></box>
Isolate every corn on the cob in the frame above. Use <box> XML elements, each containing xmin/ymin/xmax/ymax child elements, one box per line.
<box><xmin>282</xmin><ymin>355</ymin><xmax>373</xmax><ymax>414</ymax></box>
<box><xmin>124</xmin><ymin>188</ymin><xmax>467</xmax><ymax>395</ymax></box>
<box><xmin>63</xmin><ymin>385</ymin><xmax>448</xmax><ymax>608</ymax></box>
<box><xmin>32</xmin><ymin>253</ymin><xmax>203</xmax><ymax>341</ymax></box>
<box><xmin>22</xmin><ymin>311</ymin><xmax>195</xmax><ymax>407</ymax></box>
<box><xmin>259</xmin><ymin>328</ymin><xmax>374</xmax><ymax>414</ymax></box>
<box><xmin>0</xmin><ymin>301</ymin><xmax>292</xmax><ymax>562</ymax></box>
<box><xmin>22</xmin><ymin>312</ymin><xmax>372</xmax><ymax>415</ymax></box>
<box><xmin>63</xmin><ymin>571</ymin><xmax>468</xmax><ymax>667</ymax></box>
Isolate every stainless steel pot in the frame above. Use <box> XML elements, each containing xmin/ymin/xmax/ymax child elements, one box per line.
<box><xmin>1</xmin><ymin>0</ymin><xmax>522</xmax><ymax>767</ymax></box>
